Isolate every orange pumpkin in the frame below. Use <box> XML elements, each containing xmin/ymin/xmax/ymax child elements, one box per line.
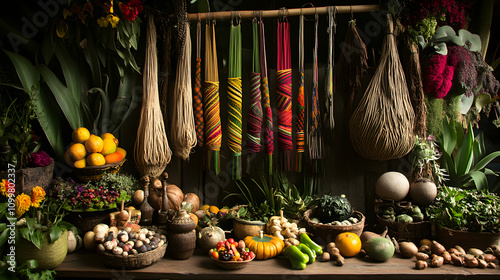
<box><xmin>244</xmin><ymin>231</ymin><xmax>284</xmax><ymax>260</ymax></box>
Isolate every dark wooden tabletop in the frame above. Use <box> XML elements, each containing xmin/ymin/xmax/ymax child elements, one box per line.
<box><xmin>55</xmin><ymin>248</ymin><xmax>500</xmax><ymax>280</ymax></box>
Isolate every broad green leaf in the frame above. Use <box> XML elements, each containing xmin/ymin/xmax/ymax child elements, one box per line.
<box><xmin>82</xmin><ymin>32</ymin><xmax>102</xmax><ymax>87</ymax></box>
<box><xmin>110</xmin><ymin>69</ymin><xmax>139</xmax><ymax>134</ymax></box>
<box><xmin>470</xmin><ymin>151</ymin><xmax>500</xmax><ymax>172</ymax></box>
<box><xmin>455</xmin><ymin>124</ymin><xmax>474</xmax><ymax>175</ymax></box>
<box><xmin>41</xmin><ymin>32</ymin><xmax>55</xmax><ymax>65</ymax></box>
<box><xmin>55</xmin><ymin>41</ymin><xmax>82</xmax><ymax>106</ymax></box>
<box><xmin>458</xmin><ymin>29</ymin><xmax>482</xmax><ymax>52</ymax></box>
<box><xmin>469</xmin><ymin>170</ymin><xmax>488</xmax><ymax>191</ymax></box>
<box><xmin>31</xmin><ymin>229</ymin><xmax>43</xmax><ymax>249</ymax></box>
<box><xmin>37</xmin><ymin>64</ymin><xmax>82</xmax><ymax>130</ymax></box>
<box><xmin>441</xmin><ymin>118</ymin><xmax>457</xmax><ymax>155</ymax></box>
<box><xmin>49</xmin><ymin>224</ymin><xmax>63</xmax><ymax>243</ymax></box>
<box><xmin>0</xmin><ymin>226</ymin><xmax>8</xmax><ymax>247</ymax></box>
<box><xmin>459</xmin><ymin>93</ymin><xmax>474</xmax><ymax>114</ymax></box>
<box><xmin>440</xmin><ymin>150</ymin><xmax>457</xmax><ymax>178</ymax></box>
<box><xmin>4</xmin><ymin>50</ymin><xmax>40</xmax><ymax>94</ymax></box>
<box><xmin>24</xmin><ymin>259</ymin><xmax>39</xmax><ymax>270</ymax></box>
<box><xmin>19</xmin><ymin>227</ymin><xmax>30</xmax><ymax>240</ymax></box>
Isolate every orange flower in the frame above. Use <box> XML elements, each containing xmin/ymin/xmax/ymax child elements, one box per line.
<box><xmin>31</xmin><ymin>186</ymin><xmax>46</xmax><ymax>208</ymax></box>
<box><xmin>0</xmin><ymin>179</ymin><xmax>7</xmax><ymax>197</ymax></box>
<box><xmin>15</xmin><ymin>193</ymin><xmax>31</xmax><ymax>218</ymax></box>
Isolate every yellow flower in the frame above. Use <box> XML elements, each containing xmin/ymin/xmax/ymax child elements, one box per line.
<box><xmin>106</xmin><ymin>14</ymin><xmax>120</xmax><ymax>28</ymax></box>
<box><xmin>31</xmin><ymin>186</ymin><xmax>46</xmax><ymax>208</ymax></box>
<box><xmin>0</xmin><ymin>179</ymin><xmax>8</xmax><ymax>197</ymax></box>
<box><xmin>56</xmin><ymin>20</ymin><xmax>69</xmax><ymax>38</ymax></box>
<box><xmin>15</xmin><ymin>193</ymin><xmax>31</xmax><ymax>218</ymax></box>
<box><xmin>97</xmin><ymin>16</ymin><xmax>109</xmax><ymax>28</ymax></box>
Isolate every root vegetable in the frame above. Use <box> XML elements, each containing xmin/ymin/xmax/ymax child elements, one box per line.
<box><xmin>358</xmin><ymin>249</ymin><xmax>367</xmax><ymax>257</ymax></box>
<box><xmin>274</xmin><ymin>231</ymin><xmax>284</xmax><ymax>240</ymax></box>
<box><xmin>431</xmin><ymin>255</ymin><xmax>444</xmax><ymax>267</ymax></box>
<box><xmin>464</xmin><ymin>257</ymin><xmax>479</xmax><ymax>268</ymax></box>
<box><xmin>478</xmin><ymin>259</ymin><xmax>488</xmax><ymax>269</ymax></box>
<box><xmin>479</xmin><ymin>253</ymin><xmax>497</xmax><ymax>263</ymax></box>
<box><xmin>448</xmin><ymin>248</ymin><xmax>461</xmax><ymax>256</ymax></box>
<box><xmin>399</xmin><ymin>241</ymin><xmax>418</xmax><ymax>258</ymax></box>
<box><xmin>326</xmin><ymin>242</ymin><xmax>336</xmax><ymax>251</ymax></box>
<box><xmin>328</xmin><ymin>247</ymin><xmax>340</xmax><ymax>256</ymax></box>
<box><xmin>416</xmin><ymin>252</ymin><xmax>429</xmax><ymax>261</ymax></box>
<box><xmin>431</xmin><ymin>241</ymin><xmax>445</xmax><ymax>255</ymax></box>
<box><xmin>468</xmin><ymin>248</ymin><xmax>484</xmax><ymax>257</ymax></box>
<box><xmin>415</xmin><ymin>260</ymin><xmax>428</xmax><ymax>270</ymax></box>
<box><xmin>420</xmin><ymin>239</ymin><xmax>432</xmax><ymax>247</ymax></box>
<box><xmin>334</xmin><ymin>254</ymin><xmax>345</xmax><ymax>266</ymax></box>
<box><xmin>487</xmin><ymin>262</ymin><xmax>496</xmax><ymax>269</ymax></box>
<box><xmin>442</xmin><ymin>251</ymin><xmax>452</xmax><ymax>264</ymax></box>
<box><xmin>321</xmin><ymin>252</ymin><xmax>331</xmax><ymax>262</ymax></box>
<box><xmin>419</xmin><ymin>244</ymin><xmax>431</xmax><ymax>254</ymax></box>
<box><xmin>451</xmin><ymin>253</ymin><xmax>464</xmax><ymax>266</ymax></box>
<box><xmin>455</xmin><ymin>245</ymin><xmax>466</xmax><ymax>255</ymax></box>
<box><xmin>288</xmin><ymin>238</ymin><xmax>300</xmax><ymax>246</ymax></box>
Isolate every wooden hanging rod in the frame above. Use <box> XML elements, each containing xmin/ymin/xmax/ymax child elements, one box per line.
<box><xmin>186</xmin><ymin>5</ymin><xmax>381</xmax><ymax>21</ymax></box>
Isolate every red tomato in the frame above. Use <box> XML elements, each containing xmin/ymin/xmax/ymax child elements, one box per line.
<box><xmin>216</xmin><ymin>241</ymin><xmax>224</xmax><ymax>249</ymax></box>
<box><xmin>212</xmin><ymin>251</ymin><xmax>219</xmax><ymax>259</ymax></box>
<box><xmin>227</xmin><ymin>238</ymin><xmax>235</xmax><ymax>244</ymax></box>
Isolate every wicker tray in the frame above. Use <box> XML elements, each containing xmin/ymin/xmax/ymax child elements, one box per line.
<box><xmin>72</xmin><ymin>159</ymin><xmax>126</xmax><ymax>182</ymax></box>
<box><xmin>302</xmin><ymin>207</ymin><xmax>365</xmax><ymax>245</ymax></box>
<box><xmin>98</xmin><ymin>243</ymin><xmax>167</xmax><ymax>269</ymax></box>
<box><xmin>210</xmin><ymin>254</ymin><xmax>255</xmax><ymax>270</ymax></box>
<box><xmin>376</xmin><ymin>214</ymin><xmax>431</xmax><ymax>243</ymax></box>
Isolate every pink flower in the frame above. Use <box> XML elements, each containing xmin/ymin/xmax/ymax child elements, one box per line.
<box><xmin>119</xmin><ymin>0</ymin><xmax>143</xmax><ymax>21</ymax></box>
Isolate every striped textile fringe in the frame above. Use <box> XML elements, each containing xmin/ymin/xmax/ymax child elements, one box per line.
<box><xmin>228</xmin><ymin>23</ymin><xmax>243</xmax><ymax>179</ymax></box>
<box><xmin>171</xmin><ymin>22</ymin><xmax>197</xmax><ymax>160</ymax></box>
<box><xmin>259</xmin><ymin>19</ymin><xmax>274</xmax><ymax>175</ymax></box>
<box><xmin>204</xmin><ymin>22</ymin><xmax>222</xmax><ymax>174</ymax></box>
<box><xmin>296</xmin><ymin>13</ymin><xmax>305</xmax><ymax>172</ymax></box>
<box><xmin>134</xmin><ymin>15</ymin><xmax>171</xmax><ymax>178</ymax></box>
<box><xmin>194</xmin><ymin>20</ymin><xmax>204</xmax><ymax>147</ymax></box>
<box><xmin>246</xmin><ymin>20</ymin><xmax>263</xmax><ymax>173</ymax></box>
<box><xmin>277</xmin><ymin>19</ymin><xmax>293</xmax><ymax>172</ymax></box>
<box><xmin>325</xmin><ymin>6</ymin><xmax>336</xmax><ymax>130</ymax></box>
<box><xmin>309</xmin><ymin>14</ymin><xmax>322</xmax><ymax>160</ymax></box>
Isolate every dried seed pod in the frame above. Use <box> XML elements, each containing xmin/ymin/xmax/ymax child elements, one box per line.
<box><xmin>431</xmin><ymin>241</ymin><xmax>446</xmax><ymax>255</ymax></box>
<box><xmin>451</xmin><ymin>253</ymin><xmax>464</xmax><ymax>266</ymax></box>
<box><xmin>419</xmin><ymin>244</ymin><xmax>431</xmax><ymax>254</ymax></box>
<box><xmin>464</xmin><ymin>257</ymin><xmax>479</xmax><ymax>268</ymax></box>
<box><xmin>478</xmin><ymin>259</ymin><xmax>488</xmax><ymax>269</ymax></box>
<box><xmin>321</xmin><ymin>252</ymin><xmax>331</xmax><ymax>262</ymax></box>
<box><xmin>415</xmin><ymin>260</ymin><xmax>428</xmax><ymax>270</ymax></box>
<box><xmin>442</xmin><ymin>251</ymin><xmax>452</xmax><ymax>264</ymax></box>
<box><xmin>416</xmin><ymin>252</ymin><xmax>430</xmax><ymax>261</ymax></box>
<box><xmin>431</xmin><ymin>255</ymin><xmax>444</xmax><ymax>267</ymax></box>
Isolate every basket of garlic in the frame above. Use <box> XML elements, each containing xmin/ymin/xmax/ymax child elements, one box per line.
<box><xmin>266</xmin><ymin>210</ymin><xmax>307</xmax><ymax>248</ymax></box>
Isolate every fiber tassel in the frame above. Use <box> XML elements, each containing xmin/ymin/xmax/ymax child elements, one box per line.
<box><xmin>204</xmin><ymin>22</ymin><xmax>222</xmax><ymax>174</ymax></box>
<box><xmin>246</xmin><ymin>19</ymin><xmax>263</xmax><ymax>174</ymax></box>
<box><xmin>296</xmin><ymin>13</ymin><xmax>305</xmax><ymax>173</ymax></box>
<box><xmin>309</xmin><ymin>13</ymin><xmax>322</xmax><ymax>161</ymax></box>
<box><xmin>228</xmin><ymin>21</ymin><xmax>243</xmax><ymax>180</ymax></box>
<box><xmin>325</xmin><ymin>6</ymin><xmax>336</xmax><ymax>130</ymax></box>
<box><xmin>277</xmin><ymin>19</ymin><xmax>293</xmax><ymax>172</ymax></box>
<box><xmin>259</xmin><ymin>18</ymin><xmax>274</xmax><ymax>175</ymax></box>
<box><xmin>194</xmin><ymin>20</ymin><xmax>204</xmax><ymax>147</ymax></box>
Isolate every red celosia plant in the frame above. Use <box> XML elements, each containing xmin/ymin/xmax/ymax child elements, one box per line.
<box><xmin>402</xmin><ymin>0</ymin><xmax>473</xmax><ymax>31</ymax></box>
<box><xmin>119</xmin><ymin>0</ymin><xmax>143</xmax><ymax>21</ymax></box>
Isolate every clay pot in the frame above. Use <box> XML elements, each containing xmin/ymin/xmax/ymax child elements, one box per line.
<box><xmin>168</xmin><ymin>209</ymin><xmax>196</xmax><ymax>259</ymax></box>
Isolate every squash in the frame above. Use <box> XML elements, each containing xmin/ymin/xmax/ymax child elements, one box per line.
<box><xmin>244</xmin><ymin>231</ymin><xmax>285</xmax><ymax>260</ymax></box>
<box><xmin>183</xmin><ymin>193</ymin><xmax>200</xmax><ymax>213</ymax></box>
<box><xmin>189</xmin><ymin>212</ymin><xmax>198</xmax><ymax>227</ymax></box>
<box><xmin>165</xmin><ymin>183</ymin><xmax>184</xmax><ymax>211</ymax></box>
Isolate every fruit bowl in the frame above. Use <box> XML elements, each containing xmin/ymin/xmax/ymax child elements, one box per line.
<box><xmin>209</xmin><ymin>254</ymin><xmax>255</xmax><ymax>270</ymax></box>
<box><xmin>72</xmin><ymin>159</ymin><xmax>126</xmax><ymax>182</ymax></box>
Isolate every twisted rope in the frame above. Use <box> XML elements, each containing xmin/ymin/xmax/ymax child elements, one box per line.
<box><xmin>194</xmin><ymin>20</ymin><xmax>204</xmax><ymax>147</ymax></box>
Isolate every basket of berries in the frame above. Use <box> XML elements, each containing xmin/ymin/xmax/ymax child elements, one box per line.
<box><xmin>208</xmin><ymin>238</ymin><xmax>255</xmax><ymax>270</ymax></box>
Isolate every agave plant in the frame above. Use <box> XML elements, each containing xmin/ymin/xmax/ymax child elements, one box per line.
<box><xmin>438</xmin><ymin>118</ymin><xmax>500</xmax><ymax>192</ymax></box>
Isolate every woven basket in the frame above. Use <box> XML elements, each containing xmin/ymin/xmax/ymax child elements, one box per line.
<box><xmin>98</xmin><ymin>243</ymin><xmax>168</xmax><ymax>269</ymax></box>
<box><xmin>72</xmin><ymin>159</ymin><xmax>126</xmax><ymax>182</ymax></box>
<box><xmin>210</xmin><ymin>254</ymin><xmax>254</xmax><ymax>270</ymax></box>
<box><xmin>64</xmin><ymin>208</ymin><xmax>116</xmax><ymax>234</ymax></box>
<box><xmin>302</xmin><ymin>207</ymin><xmax>365</xmax><ymax>245</ymax></box>
<box><xmin>376</xmin><ymin>214</ymin><xmax>431</xmax><ymax>243</ymax></box>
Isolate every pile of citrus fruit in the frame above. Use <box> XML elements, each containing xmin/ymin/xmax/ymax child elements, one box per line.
<box><xmin>64</xmin><ymin>127</ymin><xmax>126</xmax><ymax>168</ymax></box>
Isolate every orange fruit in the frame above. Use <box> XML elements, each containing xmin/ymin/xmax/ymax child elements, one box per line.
<box><xmin>87</xmin><ymin>153</ymin><xmax>106</xmax><ymax>166</ymax></box>
<box><xmin>73</xmin><ymin>159</ymin><xmax>86</xmax><ymax>168</ymax></box>
<box><xmin>104</xmin><ymin>152</ymin><xmax>124</xmax><ymax>164</ymax></box>
<box><xmin>101</xmin><ymin>132</ymin><xmax>119</xmax><ymax>146</ymax></box>
<box><xmin>72</xmin><ymin>127</ymin><xmax>90</xmax><ymax>143</ymax></box>
<box><xmin>335</xmin><ymin>232</ymin><xmax>362</xmax><ymax>257</ymax></box>
<box><xmin>68</xmin><ymin>143</ymin><xmax>86</xmax><ymax>161</ymax></box>
<box><xmin>209</xmin><ymin>205</ymin><xmax>219</xmax><ymax>215</ymax></box>
<box><xmin>116</xmin><ymin>147</ymin><xmax>127</xmax><ymax>159</ymax></box>
<box><xmin>101</xmin><ymin>138</ymin><xmax>117</xmax><ymax>156</ymax></box>
<box><xmin>85</xmin><ymin>134</ymin><xmax>103</xmax><ymax>153</ymax></box>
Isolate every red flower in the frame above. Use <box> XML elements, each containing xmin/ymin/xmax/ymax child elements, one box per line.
<box><xmin>119</xmin><ymin>0</ymin><xmax>143</xmax><ymax>21</ymax></box>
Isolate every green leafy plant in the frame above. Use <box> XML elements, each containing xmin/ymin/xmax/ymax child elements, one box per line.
<box><xmin>438</xmin><ymin>118</ymin><xmax>500</xmax><ymax>192</ymax></box>
<box><xmin>315</xmin><ymin>194</ymin><xmax>353</xmax><ymax>223</ymax></box>
<box><xmin>273</xmin><ymin>172</ymin><xmax>315</xmax><ymax>220</ymax></box>
<box><xmin>427</xmin><ymin>185</ymin><xmax>500</xmax><ymax>232</ymax></box>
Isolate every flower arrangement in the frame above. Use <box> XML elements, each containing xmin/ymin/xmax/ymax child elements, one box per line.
<box><xmin>48</xmin><ymin>173</ymin><xmax>138</xmax><ymax>212</ymax></box>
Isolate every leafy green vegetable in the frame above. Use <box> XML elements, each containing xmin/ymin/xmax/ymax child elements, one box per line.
<box><xmin>316</xmin><ymin>194</ymin><xmax>352</xmax><ymax>223</ymax></box>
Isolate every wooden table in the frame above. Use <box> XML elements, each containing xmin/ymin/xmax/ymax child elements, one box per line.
<box><xmin>56</xmin><ymin>249</ymin><xmax>500</xmax><ymax>280</ymax></box>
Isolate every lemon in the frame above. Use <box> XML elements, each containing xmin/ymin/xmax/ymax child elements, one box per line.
<box><xmin>68</xmin><ymin>143</ymin><xmax>86</xmax><ymax>161</ymax></box>
<box><xmin>101</xmin><ymin>132</ymin><xmax>119</xmax><ymax>146</ymax></box>
<box><xmin>85</xmin><ymin>134</ymin><xmax>104</xmax><ymax>153</ymax></box>
<box><xmin>73</xmin><ymin>158</ymin><xmax>86</xmax><ymax>168</ymax></box>
<box><xmin>87</xmin><ymin>153</ymin><xmax>106</xmax><ymax>166</ymax></box>
<box><xmin>72</xmin><ymin>127</ymin><xmax>90</xmax><ymax>143</ymax></box>
<box><xmin>101</xmin><ymin>138</ymin><xmax>117</xmax><ymax>156</ymax></box>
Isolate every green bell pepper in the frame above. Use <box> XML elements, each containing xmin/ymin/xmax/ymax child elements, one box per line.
<box><xmin>284</xmin><ymin>245</ymin><xmax>309</xmax><ymax>269</ymax></box>
<box><xmin>298</xmin><ymin>243</ymin><xmax>316</xmax><ymax>264</ymax></box>
<box><xmin>299</xmin><ymin>233</ymin><xmax>323</xmax><ymax>255</ymax></box>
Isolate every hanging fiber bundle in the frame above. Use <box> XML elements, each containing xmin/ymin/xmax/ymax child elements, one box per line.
<box><xmin>171</xmin><ymin>22</ymin><xmax>197</xmax><ymax>160</ymax></box>
<box><xmin>134</xmin><ymin>15</ymin><xmax>172</xmax><ymax>178</ymax></box>
<box><xmin>228</xmin><ymin>21</ymin><xmax>243</xmax><ymax>179</ymax></box>
<box><xmin>194</xmin><ymin>20</ymin><xmax>204</xmax><ymax>147</ymax></box>
<box><xmin>246</xmin><ymin>19</ymin><xmax>263</xmax><ymax>172</ymax></box>
<box><xmin>324</xmin><ymin>6</ymin><xmax>336</xmax><ymax>130</ymax></box>
<box><xmin>159</xmin><ymin>16</ymin><xmax>172</xmax><ymax>133</ymax></box>
<box><xmin>349</xmin><ymin>14</ymin><xmax>415</xmax><ymax>160</ymax></box>
<box><xmin>296</xmin><ymin>13</ymin><xmax>305</xmax><ymax>172</ymax></box>
<box><xmin>277</xmin><ymin>19</ymin><xmax>293</xmax><ymax>171</ymax></box>
<box><xmin>204</xmin><ymin>21</ymin><xmax>222</xmax><ymax>174</ymax></box>
<box><xmin>259</xmin><ymin>18</ymin><xmax>274</xmax><ymax>175</ymax></box>
<box><xmin>309</xmin><ymin>13</ymin><xmax>322</xmax><ymax>161</ymax></box>
<box><xmin>335</xmin><ymin>19</ymin><xmax>368</xmax><ymax>118</ymax></box>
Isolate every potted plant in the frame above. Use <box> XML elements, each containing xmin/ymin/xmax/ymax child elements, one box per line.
<box><xmin>48</xmin><ymin>172</ymin><xmax>138</xmax><ymax>233</ymax></box>
<box><xmin>0</xmin><ymin>183</ymin><xmax>78</xmax><ymax>276</ymax></box>
<box><xmin>0</xmin><ymin>96</ymin><xmax>54</xmax><ymax>194</ymax></box>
